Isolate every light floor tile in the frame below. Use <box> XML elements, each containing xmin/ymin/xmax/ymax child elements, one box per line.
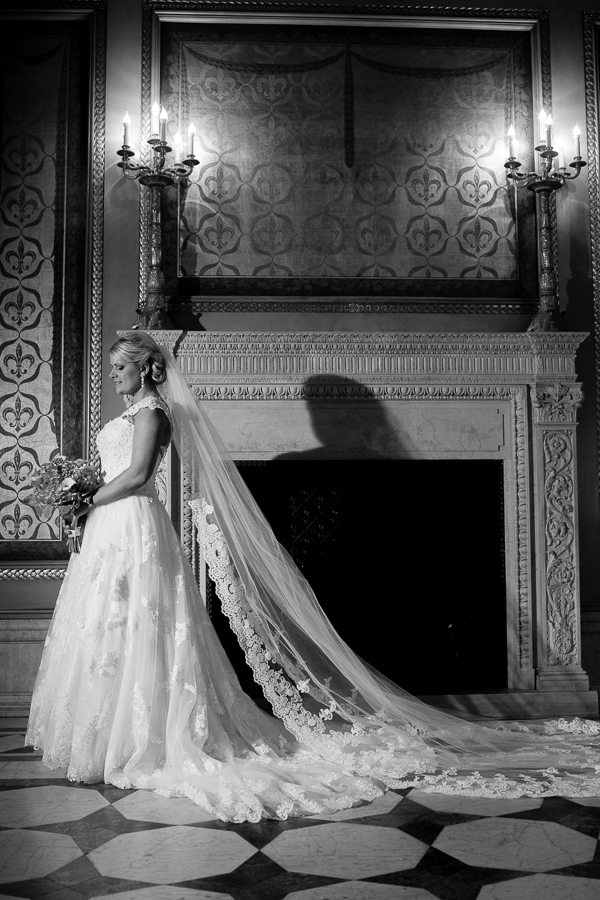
<box><xmin>0</xmin><ymin>760</ymin><xmax>67</xmax><ymax>779</ymax></box>
<box><xmin>0</xmin><ymin>830</ymin><xmax>83</xmax><ymax>884</ymax></box>
<box><xmin>570</xmin><ymin>797</ymin><xmax>600</xmax><ymax>807</ymax></box>
<box><xmin>0</xmin><ymin>735</ymin><xmax>25</xmax><ymax>752</ymax></box>
<box><xmin>433</xmin><ymin>818</ymin><xmax>597</xmax><ymax>872</ymax></box>
<box><xmin>0</xmin><ymin>785</ymin><xmax>109</xmax><ymax>827</ymax></box>
<box><xmin>308</xmin><ymin>792</ymin><xmax>403</xmax><ymax>821</ymax></box>
<box><xmin>263</xmin><ymin>823</ymin><xmax>427</xmax><ymax>879</ymax></box>
<box><xmin>407</xmin><ymin>791</ymin><xmax>543</xmax><ymax>817</ymax></box>
<box><xmin>94</xmin><ymin>889</ymin><xmax>234</xmax><ymax>900</ymax></box>
<box><xmin>113</xmin><ymin>789</ymin><xmax>218</xmax><ymax>824</ymax></box>
<box><xmin>89</xmin><ymin>825</ymin><xmax>256</xmax><ymax>883</ymax></box>
<box><xmin>478</xmin><ymin>873</ymin><xmax>600</xmax><ymax>899</ymax></box>
<box><xmin>286</xmin><ymin>883</ymin><xmax>438</xmax><ymax>900</ymax></box>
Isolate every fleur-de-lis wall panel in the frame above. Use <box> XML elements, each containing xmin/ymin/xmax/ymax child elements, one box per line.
<box><xmin>0</xmin><ymin>22</ymin><xmax>88</xmax><ymax>560</ymax></box>
<box><xmin>160</xmin><ymin>23</ymin><xmax>537</xmax><ymax>299</ymax></box>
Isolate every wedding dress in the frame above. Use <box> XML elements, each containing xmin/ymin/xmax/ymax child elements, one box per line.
<box><xmin>26</xmin><ymin>376</ymin><xmax>600</xmax><ymax>823</ymax></box>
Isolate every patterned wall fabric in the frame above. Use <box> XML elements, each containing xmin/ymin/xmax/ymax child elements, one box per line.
<box><xmin>161</xmin><ymin>25</ymin><xmax>536</xmax><ymax>297</ymax></box>
<box><xmin>0</xmin><ymin>23</ymin><xmax>88</xmax><ymax>560</ymax></box>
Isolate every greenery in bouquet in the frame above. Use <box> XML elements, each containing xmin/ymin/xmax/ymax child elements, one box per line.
<box><xmin>26</xmin><ymin>455</ymin><xmax>102</xmax><ymax>552</ymax></box>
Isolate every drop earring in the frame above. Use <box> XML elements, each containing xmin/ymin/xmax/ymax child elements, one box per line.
<box><xmin>140</xmin><ymin>371</ymin><xmax>145</xmax><ymax>389</ymax></box>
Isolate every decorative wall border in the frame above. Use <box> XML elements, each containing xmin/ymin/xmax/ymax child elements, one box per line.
<box><xmin>1</xmin><ymin>1</ymin><xmax>106</xmax><ymax>582</ymax></box>
<box><xmin>140</xmin><ymin>1</ymin><xmax>552</xmax><ymax>313</ymax></box>
<box><xmin>176</xmin><ymin>331</ymin><xmax>588</xmax><ymax>385</ymax></box>
<box><xmin>170</xmin><ymin>299</ymin><xmax>539</xmax><ymax>316</ymax></box>
<box><xmin>584</xmin><ymin>13</ymin><xmax>600</xmax><ymax>509</ymax></box>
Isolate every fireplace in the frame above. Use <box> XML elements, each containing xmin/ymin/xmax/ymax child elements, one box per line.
<box><xmin>209</xmin><ymin>459</ymin><xmax>507</xmax><ymax>698</ymax></box>
<box><xmin>159</xmin><ymin>330</ymin><xmax>596</xmax><ymax>718</ymax></box>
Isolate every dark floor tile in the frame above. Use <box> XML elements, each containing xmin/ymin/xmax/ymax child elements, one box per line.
<box><xmin>32</xmin><ymin>889</ymin><xmax>83</xmax><ymax>900</ymax></box>
<box><xmin>506</xmin><ymin>797</ymin><xmax>600</xmax><ymax>837</ymax></box>
<box><xmin>396</xmin><ymin>817</ymin><xmax>446</xmax><ymax>844</ymax></box>
<box><xmin>0</xmin><ymin>780</ymin><xmax>72</xmax><ymax>791</ymax></box>
<box><xmin>91</xmin><ymin>785</ymin><xmax>134</xmax><ymax>804</ymax></box>
<box><xmin>47</xmin><ymin>856</ymin><xmax>100</xmax><ymax>888</ymax></box>
<box><xmin>64</xmin><ymin>804</ymin><xmax>167</xmax><ymax>836</ymax></box>
<box><xmin>179</xmin><ymin>850</ymin><xmax>288</xmax><ymax>893</ymax></box>
<box><xmin>368</xmin><ymin>847</ymin><xmax>528</xmax><ymax>900</ymax></box>
<box><xmin>181</xmin><ymin>871</ymin><xmax>340</xmax><ymax>900</ymax></box>
<box><xmin>235</xmin><ymin>872</ymin><xmax>343</xmax><ymax>900</ymax></box>
<box><xmin>205</xmin><ymin>816</ymin><xmax>333</xmax><ymax>850</ymax></box>
<box><xmin>0</xmin><ymin>878</ymin><xmax>70</xmax><ymax>899</ymax></box>
<box><xmin>74</xmin><ymin>876</ymin><xmax>154</xmax><ymax>899</ymax></box>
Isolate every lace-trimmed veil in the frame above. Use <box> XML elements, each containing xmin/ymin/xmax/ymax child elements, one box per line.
<box><xmin>155</xmin><ymin>337</ymin><xmax>600</xmax><ymax>788</ymax></box>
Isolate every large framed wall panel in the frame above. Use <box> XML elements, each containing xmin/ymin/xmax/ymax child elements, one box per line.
<box><xmin>141</xmin><ymin>1</ymin><xmax>552</xmax><ymax>318</ymax></box>
<box><xmin>0</xmin><ymin>4</ymin><xmax>106</xmax><ymax>613</ymax></box>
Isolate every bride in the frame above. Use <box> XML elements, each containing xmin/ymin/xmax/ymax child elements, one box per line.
<box><xmin>26</xmin><ymin>331</ymin><xmax>600</xmax><ymax>822</ymax></box>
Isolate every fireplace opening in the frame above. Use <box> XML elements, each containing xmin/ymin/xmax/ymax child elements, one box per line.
<box><xmin>207</xmin><ymin>460</ymin><xmax>507</xmax><ymax>699</ymax></box>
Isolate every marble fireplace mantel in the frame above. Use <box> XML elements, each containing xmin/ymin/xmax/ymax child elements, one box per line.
<box><xmin>157</xmin><ymin>330</ymin><xmax>595</xmax><ymax>718</ymax></box>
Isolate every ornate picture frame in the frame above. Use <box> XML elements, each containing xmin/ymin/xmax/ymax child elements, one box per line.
<box><xmin>141</xmin><ymin>1</ymin><xmax>552</xmax><ymax>315</ymax></box>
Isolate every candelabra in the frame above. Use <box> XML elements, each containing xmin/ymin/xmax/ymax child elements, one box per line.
<box><xmin>504</xmin><ymin>117</ymin><xmax>586</xmax><ymax>332</ymax></box>
<box><xmin>117</xmin><ymin>107</ymin><xmax>199</xmax><ymax>329</ymax></box>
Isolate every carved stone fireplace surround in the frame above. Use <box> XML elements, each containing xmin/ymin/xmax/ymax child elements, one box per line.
<box><xmin>159</xmin><ymin>329</ymin><xmax>596</xmax><ymax>719</ymax></box>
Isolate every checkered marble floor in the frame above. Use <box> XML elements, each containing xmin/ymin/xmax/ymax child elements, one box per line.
<box><xmin>2</xmin><ymin>721</ymin><xmax>600</xmax><ymax>899</ymax></box>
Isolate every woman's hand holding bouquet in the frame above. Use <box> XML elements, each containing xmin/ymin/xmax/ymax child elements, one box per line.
<box><xmin>27</xmin><ymin>456</ymin><xmax>102</xmax><ymax>553</ymax></box>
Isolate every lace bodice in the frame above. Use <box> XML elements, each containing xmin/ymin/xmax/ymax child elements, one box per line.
<box><xmin>96</xmin><ymin>396</ymin><xmax>172</xmax><ymax>492</ymax></box>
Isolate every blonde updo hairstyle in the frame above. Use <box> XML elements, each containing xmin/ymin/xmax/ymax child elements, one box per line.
<box><xmin>109</xmin><ymin>332</ymin><xmax>167</xmax><ymax>385</ymax></box>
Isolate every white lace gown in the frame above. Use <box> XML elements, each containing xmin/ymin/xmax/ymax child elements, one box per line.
<box><xmin>26</xmin><ymin>397</ymin><xmax>402</xmax><ymax>821</ymax></box>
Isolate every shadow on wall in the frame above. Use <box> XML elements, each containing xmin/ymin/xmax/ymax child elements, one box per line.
<box><xmin>272</xmin><ymin>375</ymin><xmax>418</xmax><ymax>461</ymax></box>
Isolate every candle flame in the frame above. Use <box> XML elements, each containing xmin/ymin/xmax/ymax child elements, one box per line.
<box><xmin>573</xmin><ymin>124</ymin><xmax>581</xmax><ymax>137</ymax></box>
<box><xmin>507</xmin><ymin>125</ymin><xmax>516</xmax><ymax>138</ymax></box>
<box><xmin>160</xmin><ymin>106</ymin><xmax>168</xmax><ymax>122</ymax></box>
<box><xmin>152</xmin><ymin>102</ymin><xmax>160</xmax><ymax>117</ymax></box>
<box><xmin>123</xmin><ymin>111</ymin><xmax>131</xmax><ymax>125</ymax></box>
<box><xmin>539</xmin><ymin>109</ymin><xmax>548</xmax><ymax>124</ymax></box>
<box><xmin>188</xmin><ymin>122</ymin><xmax>196</xmax><ymax>135</ymax></box>
<box><xmin>546</xmin><ymin>114</ymin><xmax>553</xmax><ymax>126</ymax></box>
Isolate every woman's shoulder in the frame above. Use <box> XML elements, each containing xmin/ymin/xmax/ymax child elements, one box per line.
<box><xmin>123</xmin><ymin>395</ymin><xmax>170</xmax><ymax>420</ymax></box>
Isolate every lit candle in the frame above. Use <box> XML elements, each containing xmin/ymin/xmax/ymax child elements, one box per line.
<box><xmin>507</xmin><ymin>125</ymin><xmax>516</xmax><ymax>158</ymax></box>
<box><xmin>174</xmin><ymin>131</ymin><xmax>182</xmax><ymax>159</ymax></box>
<box><xmin>573</xmin><ymin>124</ymin><xmax>581</xmax><ymax>158</ymax></box>
<box><xmin>546</xmin><ymin>114</ymin><xmax>553</xmax><ymax>150</ymax></box>
<box><xmin>188</xmin><ymin>122</ymin><xmax>196</xmax><ymax>158</ymax></box>
<box><xmin>123</xmin><ymin>111</ymin><xmax>131</xmax><ymax>147</ymax></box>
<box><xmin>159</xmin><ymin>106</ymin><xmax>168</xmax><ymax>143</ymax></box>
<box><xmin>539</xmin><ymin>109</ymin><xmax>547</xmax><ymax>144</ymax></box>
<box><xmin>151</xmin><ymin>102</ymin><xmax>160</xmax><ymax>137</ymax></box>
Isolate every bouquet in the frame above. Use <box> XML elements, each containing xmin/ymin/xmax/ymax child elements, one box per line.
<box><xmin>26</xmin><ymin>456</ymin><xmax>102</xmax><ymax>553</ymax></box>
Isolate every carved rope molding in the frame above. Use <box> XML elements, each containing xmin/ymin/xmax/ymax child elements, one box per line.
<box><xmin>513</xmin><ymin>387</ymin><xmax>531</xmax><ymax>669</ymax></box>
<box><xmin>584</xmin><ymin>14</ymin><xmax>600</xmax><ymax>510</ymax></box>
<box><xmin>0</xmin><ymin>568</ymin><xmax>66</xmax><ymax>580</ymax></box>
